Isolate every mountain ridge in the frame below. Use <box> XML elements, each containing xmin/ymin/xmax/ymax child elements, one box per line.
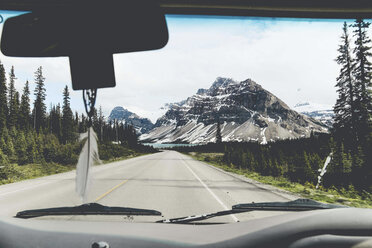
<box><xmin>140</xmin><ymin>77</ymin><xmax>327</xmax><ymax>144</ymax></box>
<box><xmin>108</xmin><ymin>106</ymin><xmax>154</xmax><ymax>135</ymax></box>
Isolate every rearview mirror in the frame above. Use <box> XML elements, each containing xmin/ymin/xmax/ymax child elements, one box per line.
<box><xmin>0</xmin><ymin>0</ymin><xmax>169</xmax><ymax>89</ymax></box>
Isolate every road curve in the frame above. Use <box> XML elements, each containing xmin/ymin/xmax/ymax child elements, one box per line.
<box><xmin>0</xmin><ymin>150</ymin><xmax>296</xmax><ymax>223</ymax></box>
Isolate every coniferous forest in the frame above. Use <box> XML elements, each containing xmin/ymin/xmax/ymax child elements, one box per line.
<box><xmin>0</xmin><ymin>63</ymin><xmax>155</xmax><ymax>184</ymax></box>
<box><xmin>175</xmin><ymin>19</ymin><xmax>372</xmax><ymax>194</ymax></box>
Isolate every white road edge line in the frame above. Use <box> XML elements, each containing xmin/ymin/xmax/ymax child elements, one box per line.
<box><xmin>183</xmin><ymin>161</ymin><xmax>239</xmax><ymax>222</ymax></box>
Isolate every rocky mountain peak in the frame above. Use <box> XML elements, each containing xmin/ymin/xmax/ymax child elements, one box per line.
<box><xmin>210</xmin><ymin>77</ymin><xmax>235</xmax><ymax>89</ymax></box>
<box><xmin>108</xmin><ymin>106</ymin><xmax>154</xmax><ymax>135</ymax></box>
<box><xmin>240</xmin><ymin>78</ymin><xmax>263</xmax><ymax>91</ymax></box>
<box><xmin>196</xmin><ymin>88</ymin><xmax>208</xmax><ymax>95</ymax></box>
<box><xmin>109</xmin><ymin>106</ymin><xmax>139</xmax><ymax>120</ymax></box>
<box><xmin>197</xmin><ymin>77</ymin><xmax>239</xmax><ymax>96</ymax></box>
<box><xmin>140</xmin><ymin>77</ymin><xmax>328</xmax><ymax>144</ymax></box>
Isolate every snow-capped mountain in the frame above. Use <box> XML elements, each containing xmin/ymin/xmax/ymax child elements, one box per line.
<box><xmin>108</xmin><ymin>106</ymin><xmax>154</xmax><ymax>134</ymax></box>
<box><xmin>140</xmin><ymin>77</ymin><xmax>328</xmax><ymax>144</ymax></box>
<box><xmin>293</xmin><ymin>102</ymin><xmax>334</xmax><ymax>127</ymax></box>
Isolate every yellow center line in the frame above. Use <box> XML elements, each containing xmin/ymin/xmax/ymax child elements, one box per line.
<box><xmin>94</xmin><ymin>180</ymin><xmax>128</xmax><ymax>202</ymax></box>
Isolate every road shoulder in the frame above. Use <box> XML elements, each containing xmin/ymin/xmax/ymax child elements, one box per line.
<box><xmin>181</xmin><ymin>152</ymin><xmax>299</xmax><ymax>201</ymax></box>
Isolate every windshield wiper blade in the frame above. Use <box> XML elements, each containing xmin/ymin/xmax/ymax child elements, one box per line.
<box><xmin>157</xmin><ymin>199</ymin><xmax>346</xmax><ymax>224</ymax></box>
<box><xmin>233</xmin><ymin>198</ymin><xmax>346</xmax><ymax>212</ymax></box>
<box><xmin>15</xmin><ymin>203</ymin><xmax>162</xmax><ymax>219</ymax></box>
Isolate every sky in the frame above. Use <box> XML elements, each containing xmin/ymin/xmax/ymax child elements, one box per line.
<box><xmin>0</xmin><ymin>12</ymin><xmax>367</xmax><ymax>123</ymax></box>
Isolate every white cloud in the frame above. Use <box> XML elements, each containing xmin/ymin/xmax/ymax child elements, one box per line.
<box><xmin>0</xmin><ymin>14</ymin><xmax>363</xmax><ymax>123</ymax></box>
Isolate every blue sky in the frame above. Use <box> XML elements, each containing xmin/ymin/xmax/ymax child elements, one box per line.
<box><xmin>0</xmin><ymin>12</ymin><xmax>367</xmax><ymax>122</ymax></box>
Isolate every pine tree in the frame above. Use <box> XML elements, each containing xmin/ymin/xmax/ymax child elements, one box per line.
<box><xmin>333</xmin><ymin>22</ymin><xmax>355</xmax><ymax>147</ymax></box>
<box><xmin>0</xmin><ymin>148</ymin><xmax>9</xmax><ymax>170</ymax></box>
<box><xmin>0</xmin><ymin>62</ymin><xmax>7</xmax><ymax>132</ymax></box>
<box><xmin>351</xmin><ymin>19</ymin><xmax>372</xmax><ymax>146</ymax></box>
<box><xmin>25</xmin><ymin>131</ymin><xmax>37</xmax><ymax>163</ymax></box>
<box><xmin>351</xmin><ymin>145</ymin><xmax>366</xmax><ymax>188</ymax></box>
<box><xmin>92</xmin><ymin>108</ymin><xmax>99</xmax><ymax>133</ymax></box>
<box><xmin>56</xmin><ymin>104</ymin><xmax>62</xmax><ymax>140</ymax></box>
<box><xmin>19</xmin><ymin>81</ymin><xmax>31</xmax><ymax>130</ymax></box>
<box><xmin>33</xmin><ymin>66</ymin><xmax>46</xmax><ymax>132</ymax></box>
<box><xmin>78</xmin><ymin>113</ymin><xmax>87</xmax><ymax>133</ymax></box>
<box><xmin>35</xmin><ymin>132</ymin><xmax>45</xmax><ymax>163</ymax></box>
<box><xmin>49</xmin><ymin>104</ymin><xmax>62</xmax><ymax>141</ymax></box>
<box><xmin>14</xmin><ymin>131</ymin><xmax>27</xmax><ymax>165</ymax></box>
<box><xmin>61</xmin><ymin>85</ymin><xmax>74</xmax><ymax>144</ymax></box>
<box><xmin>341</xmin><ymin>145</ymin><xmax>352</xmax><ymax>174</ymax></box>
<box><xmin>4</xmin><ymin>135</ymin><xmax>16</xmax><ymax>163</ymax></box>
<box><xmin>7</xmin><ymin>66</ymin><xmax>18</xmax><ymax>128</ymax></box>
<box><xmin>74</xmin><ymin>111</ymin><xmax>79</xmax><ymax>132</ymax></box>
<box><xmin>0</xmin><ymin>136</ymin><xmax>5</xmax><ymax>155</ymax></box>
<box><xmin>98</xmin><ymin>106</ymin><xmax>104</xmax><ymax>142</ymax></box>
<box><xmin>119</xmin><ymin>123</ymin><xmax>138</xmax><ymax>147</ymax></box>
<box><xmin>12</xmin><ymin>92</ymin><xmax>20</xmax><ymax>129</ymax></box>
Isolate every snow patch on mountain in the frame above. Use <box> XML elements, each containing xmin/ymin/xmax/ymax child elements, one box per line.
<box><xmin>293</xmin><ymin>102</ymin><xmax>334</xmax><ymax>127</ymax></box>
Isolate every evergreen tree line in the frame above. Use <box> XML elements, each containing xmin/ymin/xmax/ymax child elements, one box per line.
<box><xmin>330</xmin><ymin>19</ymin><xmax>372</xmax><ymax>189</ymax></box>
<box><xmin>222</xmin><ymin>134</ymin><xmax>330</xmax><ymax>184</ymax></box>
<box><xmin>90</xmin><ymin>106</ymin><xmax>138</xmax><ymax>147</ymax></box>
<box><xmin>174</xmin><ymin>133</ymin><xmax>331</xmax><ymax>185</ymax></box>
<box><xmin>0</xmin><ymin>62</ymin><xmax>144</xmax><ymax>180</ymax></box>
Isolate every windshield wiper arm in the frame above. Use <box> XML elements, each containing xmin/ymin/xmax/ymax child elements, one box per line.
<box><xmin>157</xmin><ymin>199</ymin><xmax>347</xmax><ymax>224</ymax></box>
<box><xmin>157</xmin><ymin>209</ymin><xmax>235</xmax><ymax>224</ymax></box>
<box><xmin>15</xmin><ymin>203</ymin><xmax>162</xmax><ymax>219</ymax></box>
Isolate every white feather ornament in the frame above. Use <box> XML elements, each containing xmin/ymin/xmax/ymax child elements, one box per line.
<box><xmin>76</xmin><ymin>127</ymin><xmax>101</xmax><ymax>202</ymax></box>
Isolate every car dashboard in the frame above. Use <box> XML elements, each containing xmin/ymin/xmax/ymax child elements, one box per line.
<box><xmin>1</xmin><ymin>208</ymin><xmax>372</xmax><ymax>248</ymax></box>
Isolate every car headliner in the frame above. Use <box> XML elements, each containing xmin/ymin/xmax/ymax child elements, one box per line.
<box><xmin>0</xmin><ymin>0</ymin><xmax>371</xmax><ymax>19</ymax></box>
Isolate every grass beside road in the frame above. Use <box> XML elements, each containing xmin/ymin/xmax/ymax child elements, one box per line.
<box><xmin>187</xmin><ymin>152</ymin><xmax>372</xmax><ymax>208</ymax></box>
<box><xmin>0</xmin><ymin>148</ymin><xmax>153</xmax><ymax>186</ymax></box>
<box><xmin>0</xmin><ymin>163</ymin><xmax>74</xmax><ymax>185</ymax></box>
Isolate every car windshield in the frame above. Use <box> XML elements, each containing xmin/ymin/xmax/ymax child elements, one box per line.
<box><xmin>0</xmin><ymin>11</ymin><xmax>371</xmax><ymax>224</ymax></box>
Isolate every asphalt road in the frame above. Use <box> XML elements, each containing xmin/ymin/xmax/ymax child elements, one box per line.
<box><xmin>0</xmin><ymin>150</ymin><xmax>297</xmax><ymax>223</ymax></box>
